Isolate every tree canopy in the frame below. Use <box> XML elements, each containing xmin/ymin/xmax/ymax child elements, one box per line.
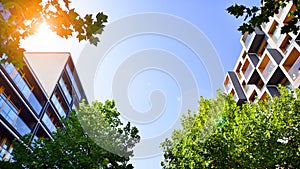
<box><xmin>227</xmin><ymin>0</ymin><xmax>300</xmax><ymax>34</ymax></box>
<box><xmin>0</xmin><ymin>0</ymin><xmax>107</xmax><ymax>67</ymax></box>
<box><xmin>161</xmin><ymin>88</ymin><xmax>300</xmax><ymax>168</ymax></box>
<box><xmin>0</xmin><ymin>100</ymin><xmax>140</xmax><ymax>169</ymax></box>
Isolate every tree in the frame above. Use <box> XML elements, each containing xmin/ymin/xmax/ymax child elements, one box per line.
<box><xmin>0</xmin><ymin>100</ymin><xmax>140</xmax><ymax>169</ymax></box>
<box><xmin>0</xmin><ymin>0</ymin><xmax>107</xmax><ymax>67</ymax></box>
<box><xmin>161</xmin><ymin>87</ymin><xmax>300</xmax><ymax>168</ymax></box>
<box><xmin>227</xmin><ymin>0</ymin><xmax>300</xmax><ymax>34</ymax></box>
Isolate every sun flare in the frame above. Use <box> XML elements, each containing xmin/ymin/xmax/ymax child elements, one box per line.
<box><xmin>37</xmin><ymin>22</ymin><xmax>51</xmax><ymax>35</ymax></box>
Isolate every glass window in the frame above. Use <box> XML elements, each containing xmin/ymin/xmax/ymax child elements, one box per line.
<box><xmin>66</xmin><ymin>64</ymin><xmax>81</xmax><ymax>100</ymax></box>
<box><xmin>2</xmin><ymin>63</ymin><xmax>42</xmax><ymax>115</ymax></box>
<box><xmin>59</xmin><ymin>77</ymin><xmax>72</xmax><ymax>104</ymax></box>
<box><xmin>0</xmin><ymin>93</ymin><xmax>31</xmax><ymax>136</ymax></box>
<box><xmin>270</xmin><ymin>23</ymin><xmax>281</xmax><ymax>41</ymax></box>
<box><xmin>42</xmin><ymin>112</ymin><xmax>57</xmax><ymax>133</ymax></box>
<box><xmin>27</xmin><ymin>94</ymin><xmax>42</xmax><ymax>115</ymax></box>
<box><xmin>51</xmin><ymin>94</ymin><xmax>66</xmax><ymax>118</ymax></box>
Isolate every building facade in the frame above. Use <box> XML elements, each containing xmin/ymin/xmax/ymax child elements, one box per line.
<box><xmin>0</xmin><ymin>52</ymin><xmax>86</xmax><ymax>161</ymax></box>
<box><xmin>224</xmin><ymin>2</ymin><xmax>300</xmax><ymax>105</ymax></box>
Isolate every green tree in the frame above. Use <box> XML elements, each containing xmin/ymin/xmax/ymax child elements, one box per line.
<box><xmin>227</xmin><ymin>0</ymin><xmax>299</xmax><ymax>34</ymax></box>
<box><xmin>0</xmin><ymin>100</ymin><xmax>140</xmax><ymax>169</ymax></box>
<box><xmin>0</xmin><ymin>0</ymin><xmax>107</xmax><ymax>67</ymax></box>
<box><xmin>161</xmin><ymin>88</ymin><xmax>300</xmax><ymax>168</ymax></box>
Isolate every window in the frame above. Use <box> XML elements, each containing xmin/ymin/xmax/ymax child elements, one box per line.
<box><xmin>269</xmin><ymin>22</ymin><xmax>281</xmax><ymax>41</ymax></box>
<box><xmin>280</xmin><ymin>35</ymin><xmax>293</xmax><ymax>54</ymax></box>
<box><xmin>59</xmin><ymin>77</ymin><xmax>72</xmax><ymax>104</ymax></box>
<box><xmin>66</xmin><ymin>64</ymin><xmax>81</xmax><ymax>100</ymax></box>
<box><xmin>51</xmin><ymin>93</ymin><xmax>66</xmax><ymax>118</ymax></box>
<box><xmin>0</xmin><ymin>135</ymin><xmax>13</xmax><ymax>162</ymax></box>
<box><xmin>0</xmin><ymin>92</ymin><xmax>31</xmax><ymax>136</ymax></box>
<box><xmin>42</xmin><ymin>111</ymin><xmax>57</xmax><ymax>133</ymax></box>
<box><xmin>2</xmin><ymin>63</ymin><xmax>42</xmax><ymax>115</ymax></box>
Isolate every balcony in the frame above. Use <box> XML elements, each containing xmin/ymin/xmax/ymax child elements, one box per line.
<box><xmin>269</xmin><ymin>22</ymin><xmax>281</xmax><ymax>42</ymax></box>
<box><xmin>0</xmin><ymin>94</ymin><xmax>31</xmax><ymax>136</ymax></box>
<box><xmin>2</xmin><ymin>63</ymin><xmax>42</xmax><ymax>115</ymax></box>
<box><xmin>51</xmin><ymin>94</ymin><xmax>66</xmax><ymax>118</ymax></box>
<box><xmin>262</xmin><ymin>60</ymin><xmax>276</xmax><ymax>80</ymax></box>
<box><xmin>225</xmin><ymin>81</ymin><xmax>232</xmax><ymax>92</ymax></box>
<box><xmin>42</xmin><ymin>113</ymin><xmax>57</xmax><ymax>133</ymax></box>
<box><xmin>243</xmin><ymin>32</ymin><xmax>254</xmax><ymax>49</ymax></box>
<box><xmin>66</xmin><ymin>64</ymin><xmax>81</xmax><ymax>100</ymax></box>
<box><xmin>243</xmin><ymin>84</ymin><xmax>256</xmax><ymax>97</ymax></box>
<box><xmin>242</xmin><ymin>59</ymin><xmax>254</xmax><ymax>81</ymax></box>
<box><xmin>224</xmin><ymin>74</ymin><xmax>233</xmax><ymax>93</ymax></box>
<box><xmin>267</xmin><ymin>86</ymin><xmax>280</xmax><ymax>97</ymax></box>
<box><xmin>288</xmin><ymin>56</ymin><xmax>300</xmax><ymax>81</ymax></box>
<box><xmin>227</xmin><ymin>72</ymin><xmax>247</xmax><ymax>105</ymax></box>
<box><xmin>244</xmin><ymin>65</ymin><xmax>253</xmax><ymax>80</ymax></box>
<box><xmin>283</xmin><ymin>48</ymin><xmax>300</xmax><ymax>82</ymax></box>
<box><xmin>59</xmin><ymin>77</ymin><xmax>72</xmax><ymax>104</ymax></box>
<box><xmin>0</xmin><ymin>146</ymin><xmax>13</xmax><ymax>162</ymax></box>
<box><xmin>242</xmin><ymin>28</ymin><xmax>265</xmax><ymax>53</ymax></box>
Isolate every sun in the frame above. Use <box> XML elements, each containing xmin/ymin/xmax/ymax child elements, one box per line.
<box><xmin>37</xmin><ymin>22</ymin><xmax>51</xmax><ymax>35</ymax></box>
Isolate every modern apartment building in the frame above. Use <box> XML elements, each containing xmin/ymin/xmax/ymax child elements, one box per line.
<box><xmin>224</xmin><ymin>2</ymin><xmax>300</xmax><ymax>105</ymax></box>
<box><xmin>0</xmin><ymin>52</ymin><xmax>87</xmax><ymax>161</ymax></box>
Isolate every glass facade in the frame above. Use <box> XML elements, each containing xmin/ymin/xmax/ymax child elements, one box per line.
<box><xmin>0</xmin><ymin>53</ymin><xmax>86</xmax><ymax>162</ymax></box>
<box><xmin>66</xmin><ymin>64</ymin><xmax>81</xmax><ymax>100</ymax></box>
<box><xmin>42</xmin><ymin>112</ymin><xmax>57</xmax><ymax>133</ymax></box>
<box><xmin>288</xmin><ymin>56</ymin><xmax>300</xmax><ymax>81</ymax></box>
<box><xmin>244</xmin><ymin>64</ymin><xmax>253</xmax><ymax>80</ymax></box>
<box><xmin>262</xmin><ymin>61</ymin><xmax>276</xmax><ymax>80</ymax></box>
<box><xmin>3</xmin><ymin>63</ymin><xmax>42</xmax><ymax>115</ymax></box>
<box><xmin>59</xmin><ymin>77</ymin><xmax>72</xmax><ymax>104</ymax></box>
<box><xmin>51</xmin><ymin>94</ymin><xmax>66</xmax><ymax>118</ymax></box>
<box><xmin>0</xmin><ymin>93</ymin><xmax>31</xmax><ymax>136</ymax></box>
<box><xmin>271</xmin><ymin>24</ymin><xmax>281</xmax><ymax>41</ymax></box>
<box><xmin>0</xmin><ymin>135</ymin><xmax>13</xmax><ymax>162</ymax></box>
<box><xmin>244</xmin><ymin>33</ymin><xmax>254</xmax><ymax>49</ymax></box>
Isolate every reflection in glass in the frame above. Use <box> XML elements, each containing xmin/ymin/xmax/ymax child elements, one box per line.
<box><xmin>0</xmin><ymin>94</ymin><xmax>31</xmax><ymax>136</ymax></box>
<box><xmin>42</xmin><ymin>112</ymin><xmax>57</xmax><ymax>133</ymax></box>
<box><xmin>59</xmin><ymin>77</ymin><xmax>72</xmax><ymax>104</ymax></box>
<box><xmin>66</xmin><ymin>64</ymin><xmax>81</xmax><ymax>100</ymax></box>
<box><xmin>51</xmin><ymin>94</ymin><xmax>66</xmax><ymax>118</ymax></box>
<box><xmin>2</xmin><ymin>63</ymin><xmax>42</xmax><ymax>115</ymax></box>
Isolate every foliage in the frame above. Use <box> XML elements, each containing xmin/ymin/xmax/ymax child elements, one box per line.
<box><xmin>227</xmin><ymin>0</ymin><xmax>300</xmax><ymax>34</ymax></box>
<box><xmin>0</xmin><ymin>100</ymin><xmax>140</xmax><ymax>169</ymax></box>
<box><xmin>161</xmin><ymin>87</ymin><xmax>300</xmax><ymax>168</ymax></box>
<box><xmin>0</xmin><ymin>0</ymin><xmax>107</xmax><ymax>67</ymax></box>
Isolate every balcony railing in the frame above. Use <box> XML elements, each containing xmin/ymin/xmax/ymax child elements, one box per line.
<box><xmin>42</xmin><ymin>113</ymin><xmax>57</xmax><ymax>133</ymax></box>
<box><xmin>244</xmin><ymin>64</ymin><xmax>253</xmax><ymax>80</ymax></box>
<box><xmin>262</xmin><ymin>61</ymin><xmax>276</xmax><ymax>80</ymax></box>
<box><xmin>288</xmin><ymin>56</ymin><xmax>300</xmax><ymax>81</ymax></box>
<box><xmin>51</xmin><ymin>94</ymin><xmax>66</xmax><ymax>118</ymax></box>
<box><xmin>3</xmin><ymin>63</ymin><xmax>42</xmax><ymax>115</ymax></box>
<box><xmin>0</xmin><ymin>94</ymin><xmax>31</xmax><ymax>136</ymax></box>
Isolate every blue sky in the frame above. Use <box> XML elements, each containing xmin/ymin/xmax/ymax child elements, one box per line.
<box><xmin>21</xmin><ymin>1</ymin><xmax>258</xmax><ymax>168</ymax></box>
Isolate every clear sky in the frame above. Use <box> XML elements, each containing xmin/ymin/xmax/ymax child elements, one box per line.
<box><xmin>21</xmin><ymin>1</ymin><xmax>258</xmax><ymax>168</ymax></box>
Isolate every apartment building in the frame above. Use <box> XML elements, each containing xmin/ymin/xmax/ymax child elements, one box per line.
<box><xmin>0</xmin><ymin>52</ymin><xmax>86</xmax><ymax>161</ymax></box>
<box><xmin>224</xmin><ymin>2</ymin><xmax>300</xmax><ymax>105</ymax></box>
